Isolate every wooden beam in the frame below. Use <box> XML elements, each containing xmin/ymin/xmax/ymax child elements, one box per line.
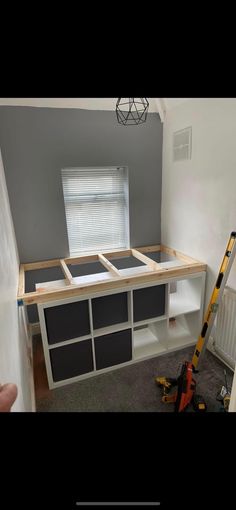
<box><xmin>18</xmin><ymin>264</ymin><xmax>25</xmax><ymax>296</ymax></box>
<box><xmin>64</xmin><ymin>254</ymin><xmax>99</xmax><ymax>265</ymax></box>
<box><xmin>60</xmin><ymin>259</ymin><xmax>73</xmax><ymax>285</ymax></box>
<box><xmin>136</xmin><ymin>244</ymin><xmax>161</xmax><ymax>253</ymax></box>
<box><xmin>23</xmin><ymin>259</ymin><xmax>61</xmax><ymax>270</ymax></box>
<box><xmin>64</xmin><ymin>249</ymin><xmax>132</xmax><ymax>265</ymax></box>
<box><xmin>102</xmin><ymin>249</ymin><xmax>131</xmax><ymax>260</ymax></box>
<box><xmin>161</xmin><ymin>245</ymin><xmax>202</xmax><ymax>264</ymax></box>
<box><xmin>98</xmin><ymin>254</ymin><xmax>120</xmax><ymax>276</ymax></box>
<box><xmin>18</xmin><ymin>262</ymin><xmax>206</xmax><ymax>305</ymax></box>
<box><xmin>131</xmin><ymin>249</ymin><xmax>162</xmax><ymax>271</ymax></box>
<box><xmin>18</xmin><ymin>245</ymin><xmax>207</xmax><ymax>306</ymax></box>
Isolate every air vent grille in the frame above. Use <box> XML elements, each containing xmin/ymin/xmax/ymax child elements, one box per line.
<box><xmin>173</xmin><ymin>126</ymin><xmax>192</xmax><ymax>161</ymax></box>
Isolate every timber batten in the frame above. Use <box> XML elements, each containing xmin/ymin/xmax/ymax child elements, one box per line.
<box><xmin>18</xmin><ymin>245</ymin><xmax>207</xmax><ymax>305</ymax></box>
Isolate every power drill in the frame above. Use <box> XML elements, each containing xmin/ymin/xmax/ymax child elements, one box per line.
<box><xmin>155</xmin><ymin>376</ymin><xmax>178</xmax><ymax>395</ymax></box>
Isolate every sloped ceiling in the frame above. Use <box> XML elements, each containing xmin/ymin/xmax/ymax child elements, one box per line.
<box><xmin>0</xmin><ymin>97</ymin><xmax>191</xmax><ymax>110</ymax></box>
<box><xmin>0</xmin><ymin>97</ymin><xmax>160</xmax><ymax>111</ymax></box>
<box><xmin>163</xmin><ymin>98</ymin><xmax>191</xmax><ymax>110</ymax></box>
<box><xmin>0</xmin><ymin>98</ymin><xmax>192</xmax><ymax>122</ymax></box>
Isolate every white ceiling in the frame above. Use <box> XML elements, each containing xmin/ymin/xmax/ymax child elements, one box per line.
<box><xmin>0</xmin><ymin>97</ymin><xmax>191</xmax><ymax>112</ymax></box>
<box><xmin>163</xmin><ymin>98</ymin><xmax>191</xmax><ymax>110</ymax></box>
<box><xmin>0</xmin><ymin>98</ymin><xmax>193</xmax><ymax>123</ymax></box>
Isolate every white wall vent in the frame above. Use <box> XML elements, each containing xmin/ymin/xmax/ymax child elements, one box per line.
<box><xmin>173</xmin><ymin>126</ymin><xmax>192</xmax><ymax>161</ymax></box>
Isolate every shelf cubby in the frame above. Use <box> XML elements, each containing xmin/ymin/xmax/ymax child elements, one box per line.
<box><xmin>49</xmin><ymin>339</ymin><xmax>94</xmax><ymax>382</ymax></box>
<box><xmin>44</xmin><ymin>300</ymin><xmax>90</xmax><ymax>345</ymax></box>
<box><xmin>94</xmin><ymin>329</ymin><xmax>132</xmax><ymax>370</ymax></box>
<box><xmin>133</xmin><ymin>321</ymin><xmax>168</xmax><ymax>360</ymax></box>
<box><xmin>169</xmin><ymin>276</ymin><xmax>203</xmax><ymax>318</ymax></box>
<box><xmin>167</xmin><ymin>312</ymin><xmax>200</xmax><ymax>351</ymax></box>
<box><xmin>133</xmin><ymin>284</ymin><xmax>166</xmax><ymax>322</ymax></box>
<box><xmin>92</xmin><ymin>291</ymin><xmax>129</xmax><ymax>330</ymax></box>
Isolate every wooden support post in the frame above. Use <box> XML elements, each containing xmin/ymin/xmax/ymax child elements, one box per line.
<box><xmin>98</xmin><ymin>254</ymin><xmax>120</xmax><ymax>276</ymax></box>
<box><xmin>60</xmin><ymin>259</ymin><xmax>73</xmax><ymax>285</ymax></box>
<box><xmin>131</xmin><ymin>249</ymin><xmax>163</xmax><ymax>271</ymax></box>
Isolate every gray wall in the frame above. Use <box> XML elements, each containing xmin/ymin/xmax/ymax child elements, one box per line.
<box><xmin>0</xmin><ymin>106</ymin><xmax>163</xmax><ymax>263</ymax></box>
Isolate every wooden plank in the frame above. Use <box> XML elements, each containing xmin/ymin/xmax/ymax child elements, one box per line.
<box><xmin>23</xmin><ymin>259</ymin><xmax>61</xmax><ymax>270</ymax></box>
<box><xmin>24</xmin><ymin>247</ymin><xmax>158</xmax><ymax>269</ymax></box>
<box><xmin>18</xmin><ymin>245</ymin><xmax>207</xmax><ymax>306</ymax></box>
<box><xmin>60</xmin><ymin>259</ymin><xmax>73</xmax><ymax>285</ymax></box>
<box><xmin>18</xmin><ymin>264</ymin><xmax>25</xmax><ymax>295</ymax></box>
<box><xmin>136</xmin><ymin>244</ymin><xmax>161</xmax><ymax>253</ymax></box>
<box><xmin>131</xmin><ymin>248</ymin><xmax>162</xmax><ymax>271</ymax></box>
<box><xmin>64</xmin><ymin>249</ymin><xmax>132</xmax><ymax>264</ymax></box>
<box><xmin>102</xmin><ymin>249</ymin><xmax>132</xmax><ymax>260</ymax></box>
<box><xmin>64</xmin><ymin>254</ymin><xmax>99</xmax><ymax>265</ymax></box>
<box><xmin>161</xmin><ymin>244</ymin><xmax>202</xmax><ymax>264</ymax></box>
<box><xmin>98</xmin><ymin>254</ymin><xmax>121</xmax><ymax>276</ymax></box>
<box><xmin>19</xmin><ymin>262</ymin><xmax>206</xmax><ymax>305</ymax></box>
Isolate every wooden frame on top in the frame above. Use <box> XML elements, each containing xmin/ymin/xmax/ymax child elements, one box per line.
<box><xmin>18</xmin><ymin>244</ymin><xmax>206</xmax><ymax>305</ymax></box>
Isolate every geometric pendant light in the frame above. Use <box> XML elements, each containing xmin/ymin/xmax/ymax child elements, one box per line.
<box><xmin>116</xmin><ymin>98</ymin><xmax>149</xmax><ymax>125</ymax></box>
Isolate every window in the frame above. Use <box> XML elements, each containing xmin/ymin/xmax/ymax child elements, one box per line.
<box><xmin>61</xmin><ymin>167</ymin><xmax>130</xmax><ymax>255</ymax></box>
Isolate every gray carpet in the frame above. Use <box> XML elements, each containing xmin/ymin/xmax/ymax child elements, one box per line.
<box><xmin>35</xmin><ymin>341</ymin><xmax>234</xmax><ymax>412</ymax></box>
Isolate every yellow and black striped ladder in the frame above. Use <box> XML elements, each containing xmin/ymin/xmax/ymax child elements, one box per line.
<box><xmin>192</xmin><ymin>231</ymin><xmax>236</xmax><ymax>370</ymax></box>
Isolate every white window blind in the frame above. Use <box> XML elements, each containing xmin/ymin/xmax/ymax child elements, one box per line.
<box><xmin>61</xmin><ymin>167</ymin><xmax>130</xmax><ymax>255</ymax></box>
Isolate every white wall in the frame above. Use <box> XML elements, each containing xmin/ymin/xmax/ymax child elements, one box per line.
<box><xmin>161</xmin><ymin>98</ymin><xmax>236</xmax><ymax>411</ymax></box>
<box><xmin>0</xmin><ymin>149</ymin><xmax>34</xmax><ymax>411</ymax></box>
<box><xmin>162</xmin><ymin>98</ymin><xmax>236</xmax><ymax>302</ymax></box>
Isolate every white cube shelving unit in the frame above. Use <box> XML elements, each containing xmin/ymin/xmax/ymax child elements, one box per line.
<box><xmin>18</xmin><ymin>245</ymin><xmax>207</xmax><ymax>389</ymax></box>
<box><xmin>36</xmin><ymin>272</ymin><xmax>205</xmax><ymax>389</ymax></box>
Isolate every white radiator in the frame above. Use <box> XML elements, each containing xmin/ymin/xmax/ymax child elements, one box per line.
<box><xmin>213</xmin><ymin>287</ymin><xmax>236</xmax><ymax>370</ymax></box>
